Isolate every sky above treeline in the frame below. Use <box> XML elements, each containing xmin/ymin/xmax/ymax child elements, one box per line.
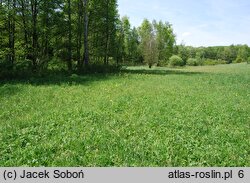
<box><xmin>118</xmin><ymin>0</ymin><xmax>250</xmax><ymax>47</ymax></box>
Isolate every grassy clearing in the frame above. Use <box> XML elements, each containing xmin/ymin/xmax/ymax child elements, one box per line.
<box><xmin>0</xmin><ymin>63</ymin><xmax>249</xmax><ymax>166</ymax></box>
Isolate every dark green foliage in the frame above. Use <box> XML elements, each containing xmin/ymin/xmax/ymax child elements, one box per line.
<box><xmin>169</xmin><ymin>55</ymin><xmax>184</xmax><ymax>67</ymax></box>
<box><xmin>0</xmin><ymin>0</ymin><xmax>249</xmax><ymax>74</ymax></box>
<box><xmin>0</xmin><ymin>0</ymin><xmax>121</xmax><ymax>73</ymax></box>
<box><xmin>0</xmin><ymin>1</ymin><xmax>177</xmax><ymax>72</ymax></box>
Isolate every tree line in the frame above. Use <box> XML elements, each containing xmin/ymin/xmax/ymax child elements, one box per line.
<box><xmin>173</xmin><ymin>44</ymin><xmax>250</xmax><ymax>67</ymax></box>
<box><xmin>0</xmin><ymin>0</ymin><xmax>120</xmax><ymax>72</ymax></box>
<box><xmin>0</xmin><ymin>0</ymin><xmax>249</xmax><ymax>77</ymax></box>
<box><xmin>0</xmin><ymin>0</ymin><xmax>176</xmax><ymax>73</ymax></box>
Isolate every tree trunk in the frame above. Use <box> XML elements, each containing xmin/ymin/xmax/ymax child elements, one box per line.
<box><xmin>44</xmin><ymin>0</ymin><xmax>49</xmax><ymax>58</ymax></box>
<box><xmin>7</xmin><ymin>0</ymin><xmax>16</xmax><ymax>68</ymax></box>
<box><xmin>11</xmin><ymin>0</ymin><xmax>16</xmax><ymax>66</ymax></box>
<box><xmin>20</xmin><ymin>0</ymin><xmax>28</xmax><ymax>50</ymax></box>
<box><xmin>104</xmin><ymin>0</ymin><xmax>109</xmax><ymax>65</ymax></box>
<box><xmin>83</xmin><ymin>0</ymin><xmax>89</xmax><ymax>66</ymax></box>
<box><xmin>7</xmin><ymin>0</ymin><xmax>11</xmax><ymax>65</ymax></box>
<box><xmin>31</xmin><ymin>0</ymin><xmax>38</xmax><ymax>70</ymax></box>
<box><xmin>77</xmin><ymin>0</ymin><xmax>83</xmax><ymax>69</ymax></box>
<box><xmin>67</xmin><ymin>0</ymin><xmax>72</xmax><ymax>71</ymax></box>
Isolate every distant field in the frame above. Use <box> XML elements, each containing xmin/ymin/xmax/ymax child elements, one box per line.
<box><xmin>0</xmin><ymin>63</ymin><xmax>249</xmax><ymax>166</ymax></box>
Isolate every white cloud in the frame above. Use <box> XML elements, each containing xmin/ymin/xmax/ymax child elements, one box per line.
<box><xmin>182</xmin><ymin>32</ymin><xmax>191</xmax><ymax>37</ymax></box>
<box><xmin>118</xmin><ymin>0</ymin><xmax>250</xmax><ymax>46</ymax></box>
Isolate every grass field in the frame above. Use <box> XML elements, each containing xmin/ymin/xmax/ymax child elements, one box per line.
<box><xmin>0</xmin><ymin>63</ymin><xmax>249</xmax><ymax>167</ymax></box>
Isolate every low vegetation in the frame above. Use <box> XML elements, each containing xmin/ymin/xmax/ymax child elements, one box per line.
<box><xmin>169</xmin><ymin>55</ymin><xmax>184</xmax><ymax>67</ymax></box>
<box><xmin>0</xmin><ymin>63</ymin><xmax>249</xmax><ymax>166</ymax></box>
<box><xmin>186</xmin><ymin>58</ymin><xmax>199</xmax><ymax>66</ymax></box>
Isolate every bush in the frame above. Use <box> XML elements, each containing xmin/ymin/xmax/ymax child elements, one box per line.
<box><xmin>15</xmin><ymin>59</ymin><xmax>33</xmax><ymax>71</ymax></box>
<box><xmin>202</xmin><ymin>59</ymin><xmax>227</xmax><ymax>66</ymax></box>
<box><xmin>217</xmin><ymin>59</ymin><xmax>227</xmax><ymax>64</ymax></box>
<box><xmin>247</xmin><ymin>57</ymin><xmax>250</xmax><ymax>64</ymax></box>
<box><xmin>169</xmin><ymin>55</ymin><xmax>184</xmax><ymax>67</ymax></box>
<box><xmin>47</xmin><ymin>58</ymin><xmax>67</xmax><ymax>71</ymax></box>
<box><xmin>187</xmin><ymin>58</ymin><xmax>199</xmax><ymax>66</ymax></box>
<box><xmin>234</xmin><ymin>57</ymin><xmax>244</xmax><ymax>63</ymax></box>
<box><xmin>204</xmin><ymin>59</ymin><xmax>218</xmax><ymax>65</ymax></box>
<box><xmin>203</xmin><ymin>59</ymin><xmax>219</xmax><ymax>66</ymax></box>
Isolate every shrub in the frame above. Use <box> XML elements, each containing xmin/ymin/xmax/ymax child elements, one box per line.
<box><xmin>158</xmin><ymin>59</ymin><xmax>169</xmax><ymax>67</ymax></box>
<box><xmin>187</xmin><ymin>58</ymin><xmax>198</xmax><ymax>66</ymax></box>
<box><xmin>234</xmin><ymin>57</ymin><xmax>244</xmax><ymax>63</ymax></box>
<box><xmin>203</xmin><ymin>59</ymin><xmax>219</xmax><ymax>66</ymax></box>
<box><xmin>47</xmin><ymin>58</ymin><xmax>67</xmax><ymax>71</ymax></box>
<box><xmin>202</xmin><ymin>59</ymin><xmax>227</xmax><ymax>66</ymax></box>
<box><xmin>247</xmin><ymin>57</ymin><xmax>250</xmax><ymax>64</ymax></box>
<box><xmin>169</xmin><ymin>55</ymin><xmax>184</xmax><ymax>67</ymax></box>
<box><xmin>217</xmin><ymin>59</ymin><xmax>227</xmax><ymax>64</ymax></box>
<box><xmin>15</xmin><ymin>59</ymin><xmax>33</xmax><ymax>71</ymax></box>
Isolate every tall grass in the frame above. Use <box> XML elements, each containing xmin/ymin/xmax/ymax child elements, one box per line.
<box><xmin>0</xmin><ymin>63</ymin><xmax>249</xmax><ymax>166</ymax></box>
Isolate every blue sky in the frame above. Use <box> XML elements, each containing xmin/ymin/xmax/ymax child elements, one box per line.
<box><xmin>118</xmin><ymin>0</ymin><xmax>250</xmax><ymax>46</ymax></box>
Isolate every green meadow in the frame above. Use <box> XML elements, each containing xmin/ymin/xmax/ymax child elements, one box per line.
<box><xmin>0</xmin><ymin>63</ymin><xmax>249</xmax><ymax>166</ymax></box>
